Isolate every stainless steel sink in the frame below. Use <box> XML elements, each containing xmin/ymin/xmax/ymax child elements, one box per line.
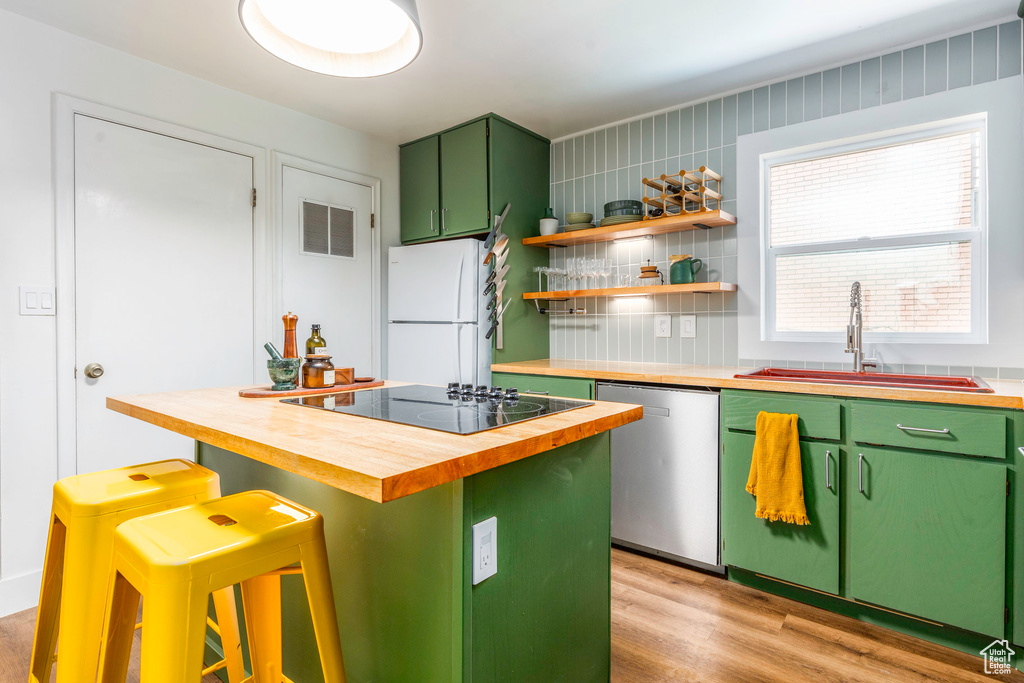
<box><xmin>736</xmin><ymin>367</ymin><xmax>993</xmax><ymax>393</ymax></box>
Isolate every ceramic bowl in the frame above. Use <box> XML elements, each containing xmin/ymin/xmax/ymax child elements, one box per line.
<box><xmin>604</xmin><ymin>199</ymin><xmax>642</xmax><ymax>213</ymax></box>
<box><xmin>566</xmin><ymin>212</ymin><xmax>593</xmax><ymax>224</ymax></box>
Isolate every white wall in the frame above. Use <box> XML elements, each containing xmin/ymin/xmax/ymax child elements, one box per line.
<box><xmin>0</xmin><ymin>8</ymin><xmax>400</xmax><ymax>614</ymax></box>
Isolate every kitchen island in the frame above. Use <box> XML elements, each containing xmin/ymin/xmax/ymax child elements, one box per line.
<box><xmin>107</xmin><ymin>383</ymin><xmax>642</xmax><ymax>683</ymax></box>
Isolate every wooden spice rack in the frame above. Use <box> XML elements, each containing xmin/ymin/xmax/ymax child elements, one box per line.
<box><xmin>521</xmin><ymin>210</ymin><xmax>735</xmax><ymax>248</ymax></box>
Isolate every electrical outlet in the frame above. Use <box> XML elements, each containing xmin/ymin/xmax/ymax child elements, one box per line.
<box><xmin>472</xmin><ymin>516</ymin><xmax>498</xmax><ymax>585</ymax></box>
<box><xmin>655</xmin><ymin>314</ymin><xmax>671</xmax><ymax>338</ymax></box>
<box><xmin>680</xmin><ymin>315</ymin><xmax>696</xmax><ymax>338</ymax></box>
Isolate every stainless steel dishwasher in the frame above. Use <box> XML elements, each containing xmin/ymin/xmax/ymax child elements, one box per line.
<box><xmin>597</xmin><ymin>382</ymin><xmax>722</xmax><ymax>571</ymax></box>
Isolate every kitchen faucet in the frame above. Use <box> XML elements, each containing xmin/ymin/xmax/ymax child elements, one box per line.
<box><xmin>846</xmin><ymin>282</ymin><xmax>878</xmax><ymax>373</ymax></box>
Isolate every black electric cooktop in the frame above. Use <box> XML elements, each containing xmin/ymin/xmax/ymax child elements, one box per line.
<box><xmin>282</xmin><ymin>383</ymin><xmax>594</xmax><ymax>435</ymax></box>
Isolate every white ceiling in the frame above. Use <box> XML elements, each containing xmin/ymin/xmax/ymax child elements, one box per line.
<box><xmin>0</xmin><ymin>0</ymin><xmax>1015</xmax><ymax>143</ymax></box>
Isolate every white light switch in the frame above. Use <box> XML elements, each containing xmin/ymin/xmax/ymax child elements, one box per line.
<box><xmin>655</xmin><ymin>314</ymin><xmax>672</xmax><ymax>338</ymax></box>
<box><xmin>680</xmin><ymin>314</ymin><xmax>696</xmax><ymax>338</ymax></box>
<box><xmin>20</xmin><ymin>286</ymin><xmax>56</xmax><ymax>316</ymax></box>
<box><xmin>472</xmin><ymin>516</ymin><xmax>498</xmax><ymax>585</ymax></box>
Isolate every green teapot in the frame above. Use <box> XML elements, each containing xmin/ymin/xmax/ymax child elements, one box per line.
<box><xmin>669</xmin><ymin>254</ymin><xmax>703</xmax><ymax>284</ymax></box>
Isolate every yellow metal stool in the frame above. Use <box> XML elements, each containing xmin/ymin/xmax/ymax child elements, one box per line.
<box><xmin>96</xmin><ymin>490</ymin><xmax>347</xmax><ymax>683</ymax></box>
<box><xmin>29</xmin><ymin>460</ymin><xmax>245</xmax><ymax>683</ymax></box>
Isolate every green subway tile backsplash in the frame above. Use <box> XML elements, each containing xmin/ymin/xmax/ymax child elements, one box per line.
<box><xmin>924</xmin><ymin>40</ymin><xmax>948</xmax><ymax>95</ymax></box>
<box><xmin>948</xmin><ymin>33</ymin><xmax>972</xmax><ymax>89</ymax></box>
<box><xmin>999</xmin><ymin>21</ymin><xmax>1022</xmax><ymax>78</ymax></box>
<box><xmin>861</xmin><ymin>57</ymin><xmax>880</xmax><ymax>108</ymax></box>
<box><xmin>786</xmin><ymin>77</ymin><xmax>804</xmax><ymax>124</ymax></box>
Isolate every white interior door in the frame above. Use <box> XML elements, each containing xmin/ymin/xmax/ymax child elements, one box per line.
<box><xmin>281</xmin><ymin>165</ymin><xmax>374</xmax><ymax>376</ymax></box>
<box><xmin>74</xmin><ymin>114</ymin><xmax>255</xmax><ymax>475</ymax></box>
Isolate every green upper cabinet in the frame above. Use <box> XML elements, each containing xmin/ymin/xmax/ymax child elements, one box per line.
<box><xmin>849</xmin><ymin>446</ymin><xmax>1007</xmax><ymax>637</ymax></box>
<box><xmin>399</xmin><ymin>136</ymin><xmax>441</xmax><ymax>242</ymax></box>
<box><xmin>439</xmin><ymin>120</ymin><xmax>489</xmax><ymax>237</ymax></box>
<box><xmin>399</xmin><ymin>114</ymin><xmax>551</xmax><ymax>364</ymax></box>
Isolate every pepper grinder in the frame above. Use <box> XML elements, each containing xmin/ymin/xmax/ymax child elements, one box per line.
<box><xmin>282</xmin><ymin>312</ymin><xmax>299</xmax><ymax>359</ymax></box>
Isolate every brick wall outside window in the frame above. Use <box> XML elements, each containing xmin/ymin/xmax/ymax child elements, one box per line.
<box><xmin>769</xmin><ymin>130</ymin><xmax>977</xmax><ymax>335</ymax></box>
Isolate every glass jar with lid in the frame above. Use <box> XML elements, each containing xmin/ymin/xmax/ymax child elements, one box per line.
<box><xmin>302</xmin><ymin>355</ymin><xmax>336</xmax><ymax>388</ymax></box>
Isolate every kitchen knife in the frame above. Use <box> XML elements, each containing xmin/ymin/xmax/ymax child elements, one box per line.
<box><xmin>483</xmin><ymin>232</ymin><xmax>509</xmax><ymax>266</ymax></box>
<box><xmin>490</xmin><ymin>299</ymin><xmax>512</xmax><ymax>323</ymax></box>
<box><xmin>483</xmin><ymin>203</ymin><xmax>511</xmax><ymax>250</ymax></box>
<box><xmin>492</xmin><ymin>245</ymin><xmax>510</xmax><ymax>271</ymax></box>
<box><xmin>485</xmin><ymin>281</ymin><xmax>507</xmax><ymax>310</ymax></box>
<box><xmin>484</xmin><ymin>264</ymin><xmax>510</xmax><ymax>287</ymax></box>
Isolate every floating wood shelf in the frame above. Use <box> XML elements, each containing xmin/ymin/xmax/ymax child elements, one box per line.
<box><xmin>522</xmin><ymin>210</ymin><xmax>735</xmax><ymax>248</ymax></box>
<box><xmin>523</xmin><ymin>282</ymin><xmax>737</xmax><ymax>300</ymax></box>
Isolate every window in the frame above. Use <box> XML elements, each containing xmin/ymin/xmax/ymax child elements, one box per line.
<box><xmin>762</xmin><ymin>117</ymin><xmax>987</xmax><ymax>343</ymax></box>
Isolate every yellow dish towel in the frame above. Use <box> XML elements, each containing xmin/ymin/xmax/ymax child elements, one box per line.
<box><xmin>745</xmin><ymin>411</ymin><xmax>810</xmax><ymax>525</ymax></box>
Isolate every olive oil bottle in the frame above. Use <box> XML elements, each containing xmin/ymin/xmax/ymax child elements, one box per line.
<box><xmin>305</xmin><ymin>324</ymin><xmax>327</xmax><ymax>355</ymax></box>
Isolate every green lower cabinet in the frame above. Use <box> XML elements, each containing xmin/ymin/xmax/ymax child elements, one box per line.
<box><xmin>721</xmin><ymin>389</ymin><xmax>1018</xmax><ymax>648</ymax></box>
<box><xmin>490</xmin><ymin>372</ymin><xmax>595</xmax><ymax>400</ymax></box>
<box><xmin>849</xmin><ymin>446</ymin><xmax>1007</xmax><ymax>637</ymax></box>
<box><xmin>721</xmin><ymin>432</ymin><xmax>841</xmax><ymax>594</ymax></box>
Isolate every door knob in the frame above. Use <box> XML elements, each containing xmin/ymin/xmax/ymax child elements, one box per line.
<box><xmin>84</xmin><ymin>363</ymin><xmax>104</xmax><ymax>379</ymax></box>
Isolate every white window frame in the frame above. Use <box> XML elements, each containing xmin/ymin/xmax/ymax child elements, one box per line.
<box><xmin>761</xmin><ymin>115</ymin><xmax>988</xmax><ymax>345</ymax></box>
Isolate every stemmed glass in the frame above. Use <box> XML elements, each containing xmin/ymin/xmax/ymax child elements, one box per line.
<box><xmin>599</xmin><ymin>258</ymin><xmax>613</xmax><ymax>289</ymax></box>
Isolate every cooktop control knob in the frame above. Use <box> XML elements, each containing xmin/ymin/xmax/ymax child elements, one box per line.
<box><xmin>460</xmin><ymin>383</ymin><xmax>473</xmax><ymax>394</ymax></box>
<box><xmin>447</xmin><ymin>382</ymin><xmax>460</xmax><ymax>393</ymax></box>
<box><xmin>474</xmin><ymin>384</ymin><xmax>489</xmax><ymax>396</ymax></box>
<box><xmin>488</xmin><ymin>386</ymin><xmax>504</xmax><ymax>399</ymax></box>
<box><xmin>504</xmin><ymin>387</ymin><xmax>519</xmax><ymax>401</ymax></box>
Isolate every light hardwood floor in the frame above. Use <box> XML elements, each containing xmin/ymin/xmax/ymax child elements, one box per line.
<box><xmin>611</xmin><ymin>548</ymin><xmax>1024</xmax><ymax>682</ymax></box>
<box><xmin>1</xmin><ymin>548</ymin><xmax>1020</xmax><ymax>682</ymax></box>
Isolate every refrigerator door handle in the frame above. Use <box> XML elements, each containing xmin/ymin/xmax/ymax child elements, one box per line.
<box><xmin>453</xmin><ymin>250</ymin><xmax>466</xmax><ymax>322</ymax></box>
<box><xmin>451</xmin><ymin>323</ymin><xmax>463</xmax><ymax>388</ymax></box>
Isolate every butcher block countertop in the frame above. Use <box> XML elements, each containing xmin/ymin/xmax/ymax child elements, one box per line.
<box><xmin>491</xmin><ymin>359</ymin><xmax>1024</xmax><ymax>410</ymax></box>
<box><xmin>107</xmin><ymin>382</ymin><xmax>643</xmax><ymax>503</ymax></box>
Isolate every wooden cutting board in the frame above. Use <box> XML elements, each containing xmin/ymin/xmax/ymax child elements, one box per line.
<box><xmin>239</xmin><ymin>380</ymin><xmax>383</xmax><ymax>398</ymax></box>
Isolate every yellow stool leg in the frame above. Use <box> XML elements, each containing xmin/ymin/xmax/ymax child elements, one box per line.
<box><xmin>28</xmin><ymin>515</ymin><xmax>67</xmax><ymax>683</ymax></box>
<box><xmin>137</xmin><ymin>581</ymin><xmax>210</xmax><ymax>683</ymax></box>
<box><xmin>55</xmin><ymin>515</ymin><xmax>117</xmax><ymax>683</ymax></box>
<box><xmin>299</xmin><ymin>537</ymin><xmax>347</xmax><ymax>683</ymax></box>
<box><xmin>97</xmin><ymin>571</ymin><xmax>141</xmax><ymax>683</ymax></box>
<box><xmin>240</xmin><ymin>574</ymin><xmax>284</xmax><ymax>683</ymax></box>
<box><xmin>211</xmin><ymin>586</ymin><xmax>246</xmax><ymax>683</ymax></box>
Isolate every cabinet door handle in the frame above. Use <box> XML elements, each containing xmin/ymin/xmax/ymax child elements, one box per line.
<box><xmin>441</xmin><ymin>208</ymin><xmax>448</xmax><ymax>232</ymax></box>
<box><xmin>858</xmin><ymin>453</ymin><xmax>865</xmax><ymax>494</ymax></box>
<box><xmin>524</xmin><ymin>389</ymin><xmax>549</xmax><ymax>395</ymax></box>
<box><xmin>896</xmin><ymin>423</ymin><xmax>949</xmax><ymax>434</ymax></box>
<box><xmin>1019</xmin><ymin>447</ymin><xmax>1024</xmax><ymax>458</ymax></box>
<box><xmin>429</xmin><ymin>209</ymin><xmax>436</xmax><ymax>232</ymax></box>
<box><xmin>825</xmin><ymin>450</ymin><xmax>831</xmax><ymax>490</ymax></box>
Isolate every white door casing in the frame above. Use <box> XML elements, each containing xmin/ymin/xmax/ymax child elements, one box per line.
<box><xmin>54</xmin><ymin>95</ymin><xmax>269</xmax><ymax>478</ymax></box>
<box><xmin>272</xmin><ymin>153</ymin><xmax>381</xmax><ymax>378</ymax></box>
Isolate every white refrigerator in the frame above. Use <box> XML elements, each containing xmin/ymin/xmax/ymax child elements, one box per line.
<box><xmin>387</xmin><ymin>239</ymin><xmax>491</xmax><ymax>388</ymax></box>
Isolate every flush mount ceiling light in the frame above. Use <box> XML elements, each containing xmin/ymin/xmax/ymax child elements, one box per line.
<box><xmin>239</xmin><ymin>0</ymin><xmax>422</xmax><ymax>78</ymax></box>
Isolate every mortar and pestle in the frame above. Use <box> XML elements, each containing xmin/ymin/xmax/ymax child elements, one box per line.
<box><xmin>264</xmin><ymin>342</ymin><xmax>300</xmax><ymax>391</ymax></box>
